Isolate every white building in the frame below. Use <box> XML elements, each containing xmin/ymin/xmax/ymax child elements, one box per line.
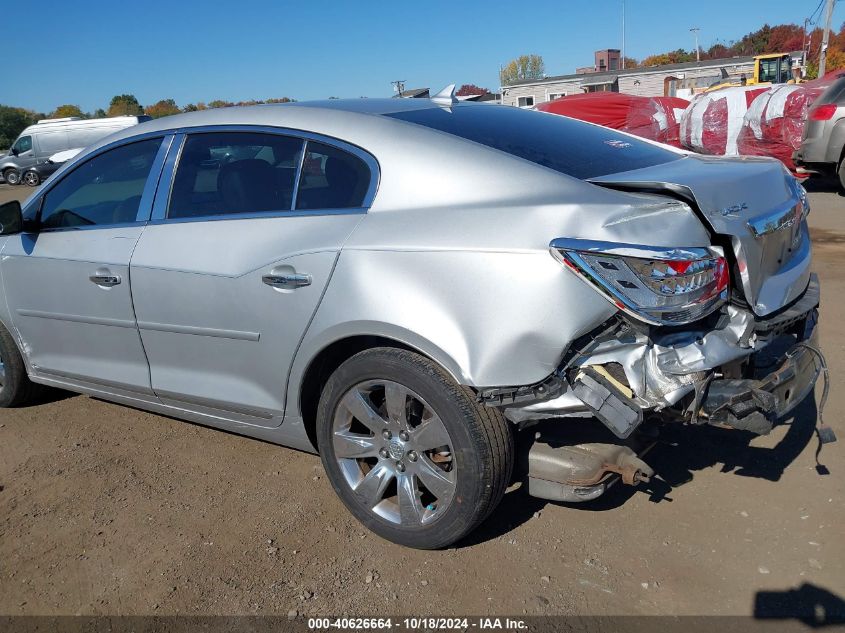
<box><xmin>501</xmin><ymin>55</ymin><xmax>756</xmax><ymax>107</ymax></box>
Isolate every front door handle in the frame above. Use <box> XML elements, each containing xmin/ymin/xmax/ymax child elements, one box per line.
<box><xmin>89</xmin><ymin>273</ymin><xmax>121</xmax><ymax>287</ymax></box>
<box><xmin>262</xmin><ymin>273</ymin><xmax>312</xmax><ymax>289</ymax></box>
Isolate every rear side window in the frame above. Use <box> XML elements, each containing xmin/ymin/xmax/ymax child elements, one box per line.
<box><xmin>168</xmin><ymin>132</ymin><xmax>303</xmax><ymax>219</ymax></box>
<box><xmin>295</xmin><ymin>141</ymin><xmax>370</xmax><ymax>210</ymax></box>
<box><xmin>39</xmin><ymin>138</ymin><xmax>161</xmax><ymax>229</ymax></box>
<box><xmin>385</xmin><ymin>105</ymin><xmax>681</xmax><ymax>179</ymax></box>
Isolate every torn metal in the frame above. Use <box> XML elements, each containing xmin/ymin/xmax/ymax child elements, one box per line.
<box><xmin>497</xmin><ymin>275</ymin><xmax>822</xmax><ymax>443</ymax></box>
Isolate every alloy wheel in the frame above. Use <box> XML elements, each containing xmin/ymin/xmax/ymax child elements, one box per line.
<box><xmin>331</xmin><ymin>379</ymin><xmax>456</xmax><ymax>526</ymax></box>
<box><xmin>22</xmin><ymin>171</ymin><xmax>39</xmax><ymax>187</ymax></box>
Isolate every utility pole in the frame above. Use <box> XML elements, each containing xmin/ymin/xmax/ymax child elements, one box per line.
<box><xmin>391</xmin><ymin>80</ymin><xmax>406</xmax><ymax>97</ymax></box>
<box><xmin>818</xmin><ymin>0</ymin><xmax>835</xmax><ymax>78</ymax></box>
<box><xmin>621</xmin><ymin>0</ymin><xmax>625</xmax><ymax>69</ymax></box>
<box><xmin>690</xmin><ymin>27</ymin><xmax>701</xmax><ymax>63</ymax></box>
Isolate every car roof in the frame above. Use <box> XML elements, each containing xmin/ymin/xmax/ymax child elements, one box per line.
<box><xmin>83</xmin><ymin>98</ymin><xmax>487</xmax><ymax>153</ymax></box>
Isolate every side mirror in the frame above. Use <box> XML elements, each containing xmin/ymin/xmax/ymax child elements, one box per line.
<box><xmin>0</xmin><ymin>200</ymin><xmax>23</xmax><ymax>235</ymax></box>
<box><xmin>10</xmin><ymin>147</ymin><xmax>18</xmax><ymax>156</ymax></box>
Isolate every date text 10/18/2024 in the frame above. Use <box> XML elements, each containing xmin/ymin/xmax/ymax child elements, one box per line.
<box><xmin>307</xmin><ymin>617</ymin><xmax>528</xmax><ymax>630</ymax></box>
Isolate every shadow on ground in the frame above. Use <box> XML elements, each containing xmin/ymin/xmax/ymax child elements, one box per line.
<box><xmin>755</xmin><ymin>583</ymin><xmax>845</xmax><ymax>627</ymax></box>
<box><xmin>464</xmin><ymin>394</ymin><xmax>826</xmax><ymax>546</ymax></box>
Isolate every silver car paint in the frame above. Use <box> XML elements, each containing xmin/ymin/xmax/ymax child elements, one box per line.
<box><xmin>591</xmin><ymin>155</ymin><xmax>810</xmax><ymax>315</ymax></box>
<box><xmin>0</xmin><ymin>99</ymin><xmax>813</xmax><ymax>453</ymax></box>
<box><xmin>797</xmin><ymin>76</ymin><xmax>845</xmax><ymax>165</ymax></box>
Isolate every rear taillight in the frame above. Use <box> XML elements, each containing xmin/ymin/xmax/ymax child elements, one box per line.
<box><xmin>551</xmin><ymin>239</ymin><xmax>729</xmax><ymax>325</ymax></box>
<box><xmin>809</xmin><ymin>104</ymin><xmax>837</xmax><ymax>121</ymax></box>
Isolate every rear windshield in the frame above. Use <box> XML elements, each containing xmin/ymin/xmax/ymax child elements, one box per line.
<box><xmin>385</xmin><ymin>105</ymin><xmax>681</xmax><ymax>180</ymax></box>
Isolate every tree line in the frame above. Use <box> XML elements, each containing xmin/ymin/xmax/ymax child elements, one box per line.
<box><xmin>501</xmin><ymin>21</ymin><xmax>845</xmax><ymax>84</ymax></box>
<box><xmin>0</xmin><ymin>94</ymin><xmax>297</xmax><ymax>148</ymax></box>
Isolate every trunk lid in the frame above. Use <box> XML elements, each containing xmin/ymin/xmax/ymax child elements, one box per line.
<box><xmin>590</xmin><ymin>154</ymin><xmax>811</xmax><ymax>316</ymax></box>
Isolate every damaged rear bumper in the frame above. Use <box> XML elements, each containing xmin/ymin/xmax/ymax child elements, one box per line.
<box><xmin>486</xmin><ymin>274</ymin><xmax>822</xmax><ymax>439</ymax></box>
<box><xmin>701</xmin><ymin>340</ymin><xmax>822</xmax><ymax>434</ymax></box>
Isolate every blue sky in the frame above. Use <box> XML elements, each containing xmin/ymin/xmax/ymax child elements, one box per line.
<box><xmin>3</xmin><ymin>0</ymin><xmax>841</xmax><ymax>113</ymax></box>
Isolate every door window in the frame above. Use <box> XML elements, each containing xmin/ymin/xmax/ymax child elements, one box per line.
<box><xmin>13</xmin><ymin>135</ymin><xmax>32</xmax><ymax>153</ymax></box>
<box><xmin>295</xmin><ymin>141</ymin><xmax>370</xmax><ymax>210</ymax></box>
<box><xmin>168</xmin><ymin>132</ymin><xmax>304</xmax><ymax>219</ymax></box>
<box><xmin>39</xmin><ymin>138</ymin><xmax>162</xmax><ymax>230</ymax></box>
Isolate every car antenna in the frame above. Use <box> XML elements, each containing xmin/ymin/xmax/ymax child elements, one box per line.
<box><xmin>431</xmin><ymin>84</ymin><xmax>458</xmax><ymax>108</ymax></box>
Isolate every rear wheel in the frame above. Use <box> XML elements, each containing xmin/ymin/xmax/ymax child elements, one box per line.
<box><xmin>3</xmin><ymin>169</ymin><xmax>20</xmax><ymax>186</ymax></box>
<box><xmin>316</xmin><ymin>348</ymin><xmax>513</xmax><ymax>549</ymax></box>
<box><xmin>0</xmin><ymin>321</ymin><xmax>41</xmax><ymax>407</ymax></box>
<box><xmin>22</xmin><ymin>170</ymin><xmax>40</xmax><ymax>187</ymax></box>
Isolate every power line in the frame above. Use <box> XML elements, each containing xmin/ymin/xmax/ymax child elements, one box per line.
<box><xmin>808</xmin><ymin>0</ymin><xmax>825</xmax><ymax>25</ymax></box>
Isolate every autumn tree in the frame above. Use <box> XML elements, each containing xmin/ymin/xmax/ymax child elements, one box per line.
<box><xmin>0</xmin><ymin>106</ymin><xmax>38</xmax><ymax>148</ymax></box>
<box><xmin>50</xmin><ymin>104</ymin><xmax>85</xmax><ymax>119</ymax></box>
<box><xmin>456</xmin><ymin>84</ymin><xmax>489</xmax><ymax>96</ymax></box>
<box><xmin>207</xmin><ymin>100</ymin><xmax>234</xmax><ymax>109</ymax></box>
<box><xmin>500</xmin><ymin>55</ymin><xmax>545</xmax><ymax>85</ymax></box>
<box><xmin>144</xmin><ymin>98</ymin><xmax>181</xmax><ymax>118</ymax></box>
<box><xmin>108</xmin><ymin>94</ymin><xmax>143</xmax><ymax>117</ymax></box>
<box><xmin>622</xmin><ymin>57</ymin><xmax>638</xmax><ymax>69</ymax></box>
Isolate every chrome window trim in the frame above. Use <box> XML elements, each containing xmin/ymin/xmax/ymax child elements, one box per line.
<box><xmin>150</xmin><ymin>133</ymin><xmax>186</xmax><ymax>222</ymax></box>
<box><xmin>23</xmin><ymin>132</ymin><xmax>175</xmax><ymax>234</ymax></box>
<box><xmin>148</xmin><ymin>207</ymin><xmax>366</xmax><ymax>226</ymax></box>
<box><xmin>154</xmin><ymin>125</ymin><xmax>379</xmax><ymax>223</ymax></box>
<box><xmin>290</xmin><ymin>139</ymin><xmax>308</xmax><ymax>212</ymax></box>
<box><xmin>136</xmin><ymin>135</ymin><xmax>175</xmax><ymax>223</ymax></box>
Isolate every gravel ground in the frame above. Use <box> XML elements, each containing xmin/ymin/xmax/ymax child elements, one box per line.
<box><xmin>0</xmin><ymin>182</ymin><xmax>843</xmax><ymax>619</ymax></box>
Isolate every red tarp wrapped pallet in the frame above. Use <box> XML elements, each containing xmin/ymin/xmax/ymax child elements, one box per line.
<box><xmin>737</xmin><ymin>73</ymin><xmax>845</xmax><ymax>173</ymax></box>
<box><xmin>535</xmin><ymin>92</ymin><xmax>690</xmax><ymax>147</ymax></box>
<box><xmin>680</xmin><ymin>85</ymin><xmax>769</xmax><ymax>156</ymax></box>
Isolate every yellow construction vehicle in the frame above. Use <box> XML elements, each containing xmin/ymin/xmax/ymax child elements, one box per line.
<box><xmin>704</xmin><ymin>53</ymin><xmax>802</xmax><ymax>92</ymax></box>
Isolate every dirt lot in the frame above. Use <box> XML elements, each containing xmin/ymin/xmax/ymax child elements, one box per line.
<box><xmin>0</xmin><ymin>181</ymin><xmax>843</xmax><ymax>620</ymax></box>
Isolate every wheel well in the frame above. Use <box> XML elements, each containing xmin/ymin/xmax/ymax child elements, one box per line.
<box><xmin>298</xmin><ymin>335</ymin><xmax>420</xmax><ymax>452</ymax></box>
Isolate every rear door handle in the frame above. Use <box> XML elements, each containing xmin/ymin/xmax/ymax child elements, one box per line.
<box><xmin>262</xmin><ymin>273</ymin><xmax>312</xmax><ymax>289</ymax></box>
<box><xmin>89</xmin><ymin>273</ymin><xmax>121</xmax><ymax>287</ymax></box>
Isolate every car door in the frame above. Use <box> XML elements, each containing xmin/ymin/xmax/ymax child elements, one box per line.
<box><xmin>129</xmin><ymin>129</ymin><xmax>375</xmax><ymax>426</ymax></box>
<box><xmin>1</xmin><ymin>136</ymin><xmax>171</xmax><ymax>394</ymax></box>
<box><xmin>10</xmin><ymin>134</ymin><xmax>36</xmax><ymax>170</ymax></box>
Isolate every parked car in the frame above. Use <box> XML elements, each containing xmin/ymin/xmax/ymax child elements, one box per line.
<box><xmin>21</xmin><ymin>147</ymin><xmax>84</xmax><ymax>187</ymax></box>
<box><xmin>0</xmin><ymin>95</ymin><xmax>824</xmax><ymax>549</ymax></box>
<box><xmin>0</xmin><ymin>115</ymin><xmax>150</xmax><ymax>185</ymax></box>
<box><xmin>794</xmin><ymin>73</ymin><xmax>845</xmax><ymax>190</ymax></box>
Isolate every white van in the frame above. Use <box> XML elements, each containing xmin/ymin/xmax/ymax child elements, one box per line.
<box><xmin>0</xmin><ymin>115</ymin><xmax>151</xmax><ymax>185</ymax></box>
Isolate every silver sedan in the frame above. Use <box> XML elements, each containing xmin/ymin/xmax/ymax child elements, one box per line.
<box><xmin>0</xmin><ymin>91</ymin><xmax>824</xmax><ymax>548</ymax></box>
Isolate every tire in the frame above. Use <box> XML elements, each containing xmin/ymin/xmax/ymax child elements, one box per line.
<box><xmin>0</xmin><ymin>320</ymin><xmax>41</xmax><ymax>407</ymax></box>
<box><xmin>316</xmin><ymin>347</ymin><xmax>513</xmax><ymax>549</ymax></box>
<box><xmin>3</xmin><ymin>169</ymin><xmax>20</xmax><ymax>186</ymax></box>
<box><xmin>838</xmin><ymin>157</ymin><xmax>845</xmax><ymax>194</ymax></box>
<box><xmin>22</xmin><ymin>170</ymin><xmax>40</xmax><ymax>187</ymax></box>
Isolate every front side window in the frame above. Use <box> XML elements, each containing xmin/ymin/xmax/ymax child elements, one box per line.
<box><xmin>39</xmin><ymin>138</ymin><xmax>162</xmax><ymax>230</ymax></box>
<box><xmin>13</xmin><ymin>135</ymin><xmax>32</xmax><ymax>154</ymax></box>
<box><xmin>295</xmin><ymin>141</ymin><xmax>370</xmax><ymax>210</ymax></box>
<box><xmin>168</xmin><ymin>132</ymin><xmax>303</xmax><ymax>219</ymax></box>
